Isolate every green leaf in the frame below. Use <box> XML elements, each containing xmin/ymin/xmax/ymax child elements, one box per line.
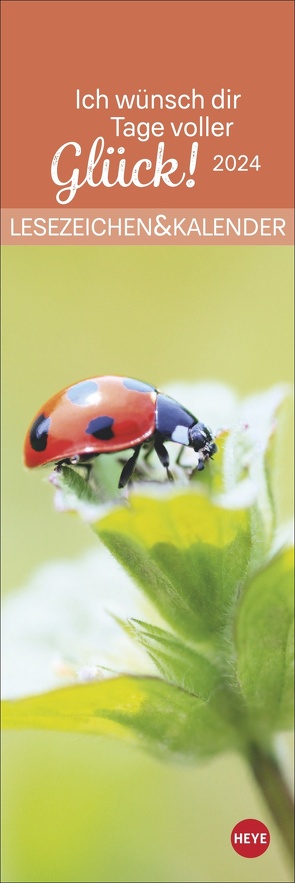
<box><xmin>235</xmin><ymin>547</ymin><xmax>294</xmax><ymax>730</ymax></box>
<box><xmin>56</xmin><ymin>464</ymin><xmax>99</xmax><ymax>504</ymax></box>
<box><xmin>1</xmin><ymin>675</ymin><xmax>241</xmax><ymax>762</ymax></box>
<box><xmin>124</xmin><ymin>619</ymin><xmax>220</xmax><ymax>698</ymax></box>
<box><xmin>264</xmin><ymin>390</ymin><xmax>294</xmax><ymax>529</ymax></box>
<box><xmin>95</xmin><ymin>490</ymin><xmax>252</xmax><ymax>645</ymax></box>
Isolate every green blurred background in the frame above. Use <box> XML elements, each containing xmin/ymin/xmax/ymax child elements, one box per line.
<box><xmin>2</xmin><ymin>245</ymin><xmax>294</xmax><ymax>882</ymax></box>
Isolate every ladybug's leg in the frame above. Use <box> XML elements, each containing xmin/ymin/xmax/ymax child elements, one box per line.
<box><xmin>154</xmin><ymin>435</ymin><xmax>174</xmax><ymax>482</ymax></box>
<box><xmin>175</xmin><ymin>445</ymin><xmax>185</xmax><ymax>466</ymax></box>
<box><xmin>80</xmin><ymin>463</ymin><xmax>92</xmax><ymax>480</ymax></box>
<box><xmin>118</xmin><ymin>445</ymin><xmax>142</xmax><ymax>488</ymax></box>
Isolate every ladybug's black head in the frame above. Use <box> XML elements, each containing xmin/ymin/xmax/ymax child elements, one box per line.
<box><xmin>189</xmin><ymin>422</ymin><xmax>217</xmax><ymax>471</ymax></box>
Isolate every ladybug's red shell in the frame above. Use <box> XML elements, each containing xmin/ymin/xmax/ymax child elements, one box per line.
<box><xmin>24</xmin><ymin>376</ymin><xmax>157</xmax><ymax>468</ymax></box>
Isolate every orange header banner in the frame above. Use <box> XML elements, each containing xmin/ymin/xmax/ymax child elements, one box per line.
<box><xmin>1</xmin><ymin>0</ymin><xmax>294</xmax><ymax>211</ymax></box>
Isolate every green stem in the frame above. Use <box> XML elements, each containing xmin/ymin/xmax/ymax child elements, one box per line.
<box><xmin>248</xmin><ymin>741</ymin><xmax>294</xmax><ymax>864</ymax></box>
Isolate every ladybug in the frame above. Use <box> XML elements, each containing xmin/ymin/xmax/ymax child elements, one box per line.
<box><xmin>24</xmin><ymin>375</ymin><xmax>217</xmax><ymax>488</ymax></box>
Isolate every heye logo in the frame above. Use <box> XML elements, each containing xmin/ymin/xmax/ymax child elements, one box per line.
<box><xmin>231</xmin><ymin>818</ymin><xmax>270</xmax><ymax>858</ymax></box>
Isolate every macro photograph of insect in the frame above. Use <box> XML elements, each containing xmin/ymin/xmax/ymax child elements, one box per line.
<box><xmin>2</xmin><ymin>0</ymin><xmax>294</xmax><ymax>877</ymax></box>
<box><xmin>2</xmin><ymin>242</ymin><xmax>293</xmax><ymax>883</ymax></box>
<box><xmin>24</xmin><ymin>374</ymin><xmax>218</xmax><ymax>485</ymax></box>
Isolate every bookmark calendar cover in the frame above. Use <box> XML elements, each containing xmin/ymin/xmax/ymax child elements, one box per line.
<box><xmin>1</xmin><ymin>2</ymin><xmax>294</xmax><ymax>881</ymax></box>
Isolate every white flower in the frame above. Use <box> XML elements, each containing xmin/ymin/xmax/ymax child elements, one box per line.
<box><xmin>2</xmin><ymin>548</ymin><xmax>160</xmax><ymax>699</ymax></box>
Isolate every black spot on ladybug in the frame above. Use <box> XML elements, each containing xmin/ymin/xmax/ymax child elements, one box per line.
<box><xmin>123</xmin><ymin>378</ymin><xmax>155</xmax><ymax>393</ymax></box>
<box><xmin>86</xmin><ymin>415</ymin><xmax>114</xmax><ymax>440</ymax></box>
<box><xmin>67</xmin><ymin>380</ymin><xmax>99</xmax><ymax>406</ymax></box>
<box><xmin>30</xmin><ymin>414</ymin><xmax>51</xmax><ymax>452</ymax></box>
